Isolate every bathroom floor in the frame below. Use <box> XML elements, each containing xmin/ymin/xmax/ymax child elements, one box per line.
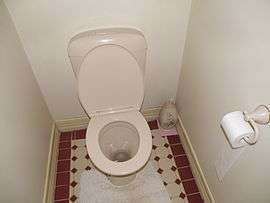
<box><xmin>54</xmin><ymin>119</ymin><xmax>204</xmax><ymax>203</ymax></box>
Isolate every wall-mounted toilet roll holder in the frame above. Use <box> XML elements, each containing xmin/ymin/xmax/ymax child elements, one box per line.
<box><xmin>243</xmin><ymin>105</ymin><xmax>270</xmax><ymax>144</ymax></box>
<box><xmin>221</xmin><ymin>105</ymin><xmax>270</xmax><ymax>148</ymax></box>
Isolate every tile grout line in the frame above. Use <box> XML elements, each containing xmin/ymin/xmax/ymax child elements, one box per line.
<box><xmin>56</xmin><ymin>171</ymin><xmax>71</xmax><ymax>174</ymax></box>
<box><xmin>173</xmin><ymin>154</ymin><xmax>188</xmax><ymax>158</ymax></box>
<box><xmin>55</xmin><ymin>183</ymin><xmax>70</xmax><ymax>187</ymax></box>
<box><xmin>57</xmin><ymin>158</ymin><xmax>71</xmax><ymax>161</ymax></box>
<box><xmin>187</xmin><ymin>192</ymin><xmax>201</xmax><ymax>196</ymax></box>
<box><xmin>181</xmin><ymin>177</ymin><xmax>196</xmax><ymax>182</ymax></box>
<box><xmin>177</xmin><ymin>165</ymin><xmax>190</xmax><ymax>169</ymax></box>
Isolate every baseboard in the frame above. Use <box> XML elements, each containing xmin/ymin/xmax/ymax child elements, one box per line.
<box><xmin>176</xmin><ymin>114</ymin><xmax>215</xmax><ymax>203</ymax></box>
<box><xmin>43</xmin><ymin>123</ymin><xmax>60</xmax><ymax>203</ymax></box>
<box><xmin>55</xmin><ymin>106</ymin><xmax>162</xmax><ymax>132</ymax></box>
<box><xmin>142</xmin><ymin>106</ymin><xmax>162</xmax><ymax>120</ymax></box>
<box><xmin>56</xmin><ymin>115</ymin><xmax>90</xmax><ymax>132</ymax></box>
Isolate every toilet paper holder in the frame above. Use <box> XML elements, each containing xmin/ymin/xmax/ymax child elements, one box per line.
<box><xmin>221</xmin><ymin>105</ymin><xmax>270</xmax><ymax>148</ymax></box>
<box><xmin>243</xmin><ymin>105</ymin><xmax>270</xmax><ymax>144</ymax></box>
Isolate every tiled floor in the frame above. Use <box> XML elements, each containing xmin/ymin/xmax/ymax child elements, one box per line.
<box><xmin>54</xmin><ymin>120</ymin><xmax>204</xmax><ymax>203</ymax></box>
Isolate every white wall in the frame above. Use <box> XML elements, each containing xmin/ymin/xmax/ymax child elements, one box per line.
<box><xmin>0</xmin><ymin>1</ymin><xmax>53</xmax><ymax>202</ymax></box>
<box><xmin>176</xmin><ymin>0</ymin><xmax>270</xmax><ymax>202</ymax></box>
<box><xmin>4</xmin><ymin>0</ymin><xmax>192</xmax><ymax>120</ymax></box>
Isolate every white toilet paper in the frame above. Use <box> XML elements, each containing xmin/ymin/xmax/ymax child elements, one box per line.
<box><xmin>221</xmin><ymin>111</ymin><xmax>254</xmax><ymax>148</ymax></box>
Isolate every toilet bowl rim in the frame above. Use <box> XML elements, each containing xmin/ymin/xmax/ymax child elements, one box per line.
<box><xmin>85</xmin><ymin>110</ymin><xmax>152</xmax><ymax>176</ymax></box>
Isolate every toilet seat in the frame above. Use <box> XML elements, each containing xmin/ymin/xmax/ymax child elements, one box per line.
<box><xmin>86</xmin><ymin>110</ymin><xmax>152</xmax><ymax>176</ymax></box>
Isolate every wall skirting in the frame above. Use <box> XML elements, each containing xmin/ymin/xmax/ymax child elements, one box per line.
<box><xmin>176</xmin><ymin>114</ymin><xmax>215</xmax><ymax>203</ymax></box>
<box><xmin>43</xmin><ymin>123</ymin><xmax>60</xmax><ymax>203</ymax></box>
<box><xmin>55</xmin><ymin>106</ymin><xmax>162</xmax><ymax>132</ymax></box>
<box><xmin>56</xmin><ymin>115</ymin><xmax>90</xmax><ymax>132</ymax></box>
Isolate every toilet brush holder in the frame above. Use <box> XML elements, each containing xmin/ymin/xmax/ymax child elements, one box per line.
<box><xmin>159</xmin><ymin>100</ymin><xmax>178</xmax><ymax>130</ymax></box>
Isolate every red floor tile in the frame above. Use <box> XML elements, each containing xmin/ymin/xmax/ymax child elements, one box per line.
<box><xmin>59</xmin><ymin>141</ymin><xmax>71</xmax><ymax>149</ymax></box>
<box><xmin>56</xmin><ymin>172</ymin><xmax>70</xmax><ymax>186</ymax></box>
<box><xmin>72</xmin><ymin>129</ymin><xmax>86</xmax><ymax>140</ymax></box>
<box><xmin>182</xmin><ymin>179</ymin><xmax>199</xmax><ymax>194</ymax></box>
<box><xmin>148</xmin><ymin>120</ymin><xmax>159</xmax><ymax>130</ymax></box>
<box><xmin>57</xmin><ymin>160</ymin><xmax>70</xmax><ymax>172</ymax></box>
<box><xmin>171</xmin><ymin>144</ymin><xmax>185</xmax><ymax>156</ymax></box>
<box><xmin>60</xmin><ymin>132</ymin><xmax>72</xmax><ymax>142</ymax></box>
<box><xmin>178</xmin><ymin>166</ymin><xmax>194</xmax><ymax>180</ymax></box>
<box><xmin>167</xmin><ymin>134</ymin><xmax>181</xmax><ymax>144</ymax></box>
<box><xmin>187</xmin><ymin>193</ymin><xmax>204</xmax><ymax>203</ymax></box>
<box><xmin>54</xmin><ymin>185</ymin><xmax>69</xmax><ymax>200</ymax></box>
<box><xmin>174</xmin><ymin>155</ymin><xmax>190</xmax><ymax>168</ymax></box>
<box><xmin>58</xmin><ymin>149</ymin><xmax>71</xmax><ymax>160</ymax></box>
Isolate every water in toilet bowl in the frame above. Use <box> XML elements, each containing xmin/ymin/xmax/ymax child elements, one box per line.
<box><xmin>111</xmin><ymin>150</ymin><xmax>131</xmax><ymax>162</ymax></box>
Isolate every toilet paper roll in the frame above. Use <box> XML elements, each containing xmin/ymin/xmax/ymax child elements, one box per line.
<box><xmin>221</xmin><ymin>111</ymin><xmax>254</xmax><ymax>148</ymax></box>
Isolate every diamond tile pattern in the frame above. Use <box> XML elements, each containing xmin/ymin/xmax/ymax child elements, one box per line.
<box><xmin>71</xmin><ymin>156</ymin><xmax>77</xmax><ymax>161</ymax></box>
<box><xmin>70</xmin><ymin>181</ymin><xmax>77</xmax><ymax>188</ymax></box>
<box><xmin>70</xmin><ymin>195</ymin><xmax>78</xmax><ymax>202</ymax></box>
<box><xmin>157</xmin><ymin>168</ymin><xmax>164</xmax><ymax>174</ymax></box>
<box><xmin>72</xmin><ymin>145</ymin><xmax>78</xmax><ymax>150</ymax></box>
<box><xmin>154</xmin><ymin>156</ymin><xmax>160</xmax><ymax>161</ymax></box>
<box><xmin>71</xmin><ymin>168</ymin><xmax>77</xmax><ymax>174</ymax></box>
<box><xmin>54</xmin><ymin>119</ymin><xmax>204</xmax><ymax>203</ymax></box>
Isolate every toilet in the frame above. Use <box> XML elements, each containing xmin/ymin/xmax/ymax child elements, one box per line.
<box><xmin>68</xmin><ymin>28</ymin><xmax>152</xmax><ymax>185</ymax></box>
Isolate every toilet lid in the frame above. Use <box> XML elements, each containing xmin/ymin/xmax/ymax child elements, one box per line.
<box><xmin>78</xmin><ymin>45</ymin><xmax>144</xmax><ymax>116</ymax></box>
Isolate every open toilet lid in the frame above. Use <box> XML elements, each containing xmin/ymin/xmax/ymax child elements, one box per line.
<box><xmin>78</xmin><ymin>45</ymin><xmax>144</xmax><ymax>116</ymax></box>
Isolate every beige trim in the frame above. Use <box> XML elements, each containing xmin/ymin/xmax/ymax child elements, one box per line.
<box><xmin>55</xmin><ymin>106</ymin><xmax>162</xmax><ymax>132</ymax></box>
<box><xmin>43</xmin><ymin>123</ymin><xmax>60</xmax><ymax>203</ymax></box>
<box><xmin>56</xmin><ymin>115</ymin><xmax>90</xmax><ymax>132</ymax></box>
<box><xmin>142</xmin><ymin>106</ymin><xmax>162</xmax><ymax>119</ymax></box>
<box><xmin>176</xmin><ymin>114</ymin><xmax>215</xmax><ymax>203</ymax></box>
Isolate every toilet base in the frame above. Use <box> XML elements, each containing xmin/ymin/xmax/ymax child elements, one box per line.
<box><xmin>107</xmin><ymin>173</ymin><xmax>136</xmax><ymax>186</ymax></box>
